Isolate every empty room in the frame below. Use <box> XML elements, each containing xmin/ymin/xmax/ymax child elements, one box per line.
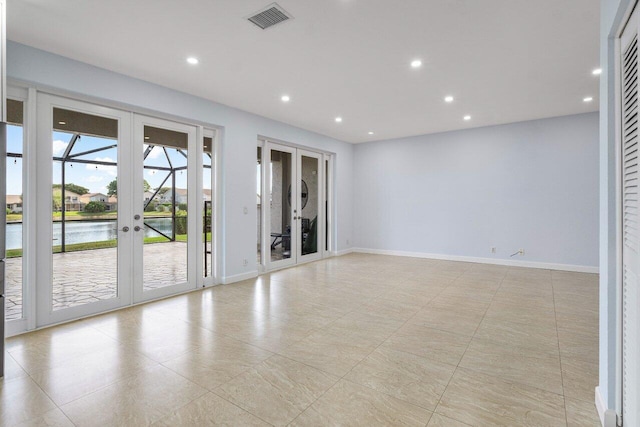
<box><xmin>0</xmin><ymin>0</ymin><xmax>637</xmax><ymax>426</ymax></box>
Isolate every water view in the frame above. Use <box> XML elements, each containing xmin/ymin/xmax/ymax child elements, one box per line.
<box><xmin>6</xmin><ymin>217</ymin><xmax>176</xmax><ymax>250</ymax></box>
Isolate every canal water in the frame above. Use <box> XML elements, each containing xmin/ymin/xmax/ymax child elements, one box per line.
<box><xmin>6</xmin><ymin>218</ymin><xmax>174</xmax><ymax>250</ymax></box>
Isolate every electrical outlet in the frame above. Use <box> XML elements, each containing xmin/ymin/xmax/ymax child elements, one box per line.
<box><xmin>346</xmin><ymin>239</ymin><xmax>350</xmax><ymax>245</ymax></box>
<box><xmin>243</xmin><ymin>259</ymin><xmax>248</xmax><ymax>266</ymax></box>
<box><xmin>491</xmin><ymin>247</ymin><xmax>496</xmax><ymax>253</ymax></box>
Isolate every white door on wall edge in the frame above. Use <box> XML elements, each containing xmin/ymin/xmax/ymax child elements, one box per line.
<box><xmin>620</xmin><ymin>5</ymin><xmax>640</xmax><ymax>426</ymax></box>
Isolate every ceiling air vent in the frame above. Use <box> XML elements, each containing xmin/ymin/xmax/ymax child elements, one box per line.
<box><xmin>247</xmin><ymin>3</ymin><xmax>292</xmax><ymax>30</ymax></box>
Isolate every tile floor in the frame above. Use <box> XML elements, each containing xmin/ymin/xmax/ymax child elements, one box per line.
<box><xmin>1</xmin><ymin>253</ymin><xmax>600</xmax><ymax>426</ymax></box>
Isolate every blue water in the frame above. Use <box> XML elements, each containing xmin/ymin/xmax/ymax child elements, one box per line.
<box><xmin>6</xmin><ymin>218</ymin><xmax>175</xmax><ymax>250</ymax></box>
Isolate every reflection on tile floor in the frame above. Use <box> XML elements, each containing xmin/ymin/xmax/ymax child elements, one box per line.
<box><xmin>3</xmin><ymin>254</ymin><xmax>600</xmax><ymax>426</ymax></box>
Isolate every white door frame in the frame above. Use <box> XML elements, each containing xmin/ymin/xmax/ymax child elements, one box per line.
<box><xmin>132</xmin><ymin>114</ymin><xmax>198</xmax><ymax>303</ymax></box>
<box><xmin>35</xmin><ymin>94</ymin><xmax>133</xmax><ymax>327</ymax></box>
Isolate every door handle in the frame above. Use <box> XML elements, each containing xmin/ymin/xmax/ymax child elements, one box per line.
<box><xmin>121</xmin><ymin>226</ymin><xmax>130</xmax><ymax>232</ymax></box>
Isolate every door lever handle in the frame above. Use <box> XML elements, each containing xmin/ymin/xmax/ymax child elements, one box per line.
<box><xmin>121</xmin><ymin>226</ymin><xmax>130</xmax><ymax>232</ymax></box>
<box><xmin>134</xmin><ymin>226</ymin><xmax>143</xmax><ymax>232</ymax></box>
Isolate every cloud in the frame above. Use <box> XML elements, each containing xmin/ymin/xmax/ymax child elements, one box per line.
<box><xmin>86</xmin><ymin>157</ymin><xmax>117</xmax><ymax>176</ymax></box>
<box><xmin>53</xmin><ymin>140</ymin><xmax>69</xmax><ymax>156</ymax></box>
<box><xmin>85</xmin><ymin>175</ymin><xmax>104</xmax><ymax>183</ymax></box>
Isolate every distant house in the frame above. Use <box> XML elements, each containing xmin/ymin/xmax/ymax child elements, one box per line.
<box><xmin>160</xmin><ymin>188</ymin><xmax>188</xmax><ymax>205</ymax></box>
<box><xmin>203</xmin><ymin>189</ymin><xmax>212</xmax><ymax>202</ymax></box>
<box><xmin>6</xmin><ymin>195</ymin><xmax>22</xmax><ymax>213</ymax></box>
<box><xmin>57</xmin><ymin>190</ymin><xmax>82</xmax><ymax>211</ymax></box>
<box><xmin>80</xmin><ymin>193</ymin><xmax>117</xmax><ymax>211</ymax></box>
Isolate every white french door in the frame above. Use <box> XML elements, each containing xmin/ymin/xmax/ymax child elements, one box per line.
<box><xmin>35</xmin><ymin>96</ymin><xmax>201</xmax><ymax>327</ymax></box>
<box><xmin>132</xmin><ymin>115</ymin><xmax>198</xmax><ymax>303</ymax></box>
<box><xmin>263</xmin><ymin>142</ymin><xmax>325</xmax><ymax>271</ymax></box>
<box><xmin>36</xmin><ymin>94</ymin><xmax>134</xmax><ymax>326</ymax></box>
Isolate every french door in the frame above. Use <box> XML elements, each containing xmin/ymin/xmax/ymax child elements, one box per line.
<box><xmin>35</xmin><ymin>95</ymin><xmax>200</xmax><ymax>326</ymax></box>
<box><xmin>132</xmin><ymin>115</ymin><xmax>198</xmax><ymax>303</ymax></box>
<box><xmin>263</xmin><ymin>142</ymin><xmax>325</xmax><ymax>270</ymax></box>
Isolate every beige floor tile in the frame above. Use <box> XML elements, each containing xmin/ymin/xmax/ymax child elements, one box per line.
<box><xmin>0</xmin><ymin>376</ymin><xmax>57</xmax><ymax>426</ymax></box>
<box><xmin>408</xmin><ymin>307</ymin><xmax>484</xmax><ymax>337</ymax></box>
<box><xmin>279</xmin><ymin>328</ymin><xmax>379</xmax><ymax>376</ymax></box>
<box><xmin>324</xmin><ymin>311</ymin><xmax>405</xmax><ymax>343</ymax></box>
<box><xmin>565</xmin><ymin>397</ymin><xmax>600</xmax><ymax>427</ymax></box>
<box><xmin>162</xmin><ymin>336</ymin><xmax>273</xmax><ymax>390</ymax></box>
<box><xmin>426</xmin><ymin>413</ymin><xmax>472</xmax><ymax>427</ymax></box>
<box><xmin>353</xmin><ymin>297</ymin><xmax>423</xmax><ymax>321</ymax></box>
<box><xmin>435</xmin><ymin>368</ymin><xmax>566</xmax><ymax>427</ymax></box>
<box><xmin>474</xmin><ymin>317</ymin><xmax>559</xmax><ymax>352</ymax></box>
<box><xmin>13</xmin><ymin>408</ymin><xmax>74</xmax><ymax>427</ymax></box>
<box><xmin>383</xmin><ymin>323</ymin><xmax>471</xmax><ymax>366</ymax></box>
<box><xmin>558</xmin><ymin>328</ymin><xmax>599</xmax><ymax>364</ymax></box>
<box><xmin>60</xmin><ymin>364</ymin><xmax>207</xmax><ymax>427</ymax></box>
<box><xmin>561</xmin><ymin>356</ymin><xmax>599</xmax><ymax>402</ymax></box>
<box><xmin>215</xmin><ymin>354</ymin><xmax>339</xmax><ymax>427</ymax></box>
<box><xmin>30</xmin><ymin>345</ymin><xmax>158</xmax><ymax>406</ymax></box>
<box><xmin>4</xmin><ymin>353</ymin><xmax>28</xmax><ymax>380</ymax></box>
<box><xmin>345</xmin><ymin>347</ymin><xmax>456</xmax><ymax>411</ymax></box>
<box><xmin>459</xmin><ymin>338</ymin><xmax>563</xmax><ymax>394</ymax></box>
<box><xmin>8</xmin><ymin>326</ymin><xmax>120</xmax><ymax>374</ymax></box>
<box><xmin>152</xmin><ymin>393</ymin><xmax>270</xmax><ymax>426</ymax></box>
<box><xmin>290</xmin><ymin>379</ymin><xmax>432</xmax><ymax>427</ymax></box>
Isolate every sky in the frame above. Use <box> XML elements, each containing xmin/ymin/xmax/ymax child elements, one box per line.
<box><xmin>6</xmin><ymin>124</ymin><xmax>212</xmax><ymax>199</ymax></box>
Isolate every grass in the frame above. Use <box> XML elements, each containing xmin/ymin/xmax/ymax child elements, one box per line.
<box><xmin>7</xmin><ymin>233</ymin><xmax>195</xmax><ymax>258</ymax></box>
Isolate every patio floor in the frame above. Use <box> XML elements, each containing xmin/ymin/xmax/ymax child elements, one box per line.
<box><xmin>5</xmin><ymin>241</ymin><xmax>188</xmax><ymax>321</ymax></box>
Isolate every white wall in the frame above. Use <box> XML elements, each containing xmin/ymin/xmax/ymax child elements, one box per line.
<box><xmin>6</xmin><ymin>41</ymin><xmax>354</xmax><ymax>281</ymax></box>
<box><xmin>354</xmin><ymin>113</ymin><xmax>599</xmax><ymax>270</ymax></box>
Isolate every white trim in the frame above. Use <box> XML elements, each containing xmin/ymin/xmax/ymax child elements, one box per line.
<box><xmin>596</xmin><ymin>386</ymin><xmax>619</xmax><ymax>427</ymax></box>
<box><xmin>335</xmin><ymin>248</ymin><xmax>354</xmax><ymax>257</ymax></box>
<box><xmin>222</xmin><ymin>271</ymin><xmax>258</xmax><ymax>285</ymax></box>
<box><xmin>352</xmin><ymin>248</ymin><xmax>599</xmax><ymax>273</ymax></box>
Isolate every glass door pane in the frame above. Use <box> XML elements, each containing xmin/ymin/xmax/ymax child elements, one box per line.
<box><xmin>269</xmin><ymin>146</ymin><xmax>296</xmax><ymax>267</ymax></box>
<box><xmin>51</xmin><ymin>107</ymin><xmax>120</xmax><ymax>310</ymax></box>
<box><xmin>142</xmin><ymin>125</ymin><xmax>188</xmax><ymax>290</ymax></box>
<box><xmin>298</xmin><ymin>151</ymin><xmax>322</xmax><ymax>261</ymax></box>
<box><xmin>5</xmin><ymin>99</ymin><xmax>24</xmax><ymax>321</ymax></box>
<box><xmin>203</xmin><ymin>133</ymin><xmax>213</xmax><ymax>279</ymax></box>
<box><xmin>133</xmin><ymin>115</ymin><xmax>196</xmax><ymax>303</ymax></box>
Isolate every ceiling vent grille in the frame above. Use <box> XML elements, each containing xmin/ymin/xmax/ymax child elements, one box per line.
<box><xmin>247</xmin><ymin>3</ymin><xmax>292</xmax><ymax>30</ymax></box>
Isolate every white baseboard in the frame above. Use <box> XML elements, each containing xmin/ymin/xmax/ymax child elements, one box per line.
<box><xmin>335</xmin><ymin>248</ymin><xmax>354</xmax><ymax>256</ymax></box>
<box><xmin>222</xmin><ymin>271</ymin><xmax>258</xmax><ymax>285</ymax></box>
<box><xmin>352</xmin><ymin>248</ymin><xmax>599</xmax><ymax>274</ymax></box>
<box><xmin>595</xmin><ymin>386</ymin><xmax>618</xmax><ymax>427</ymax></box>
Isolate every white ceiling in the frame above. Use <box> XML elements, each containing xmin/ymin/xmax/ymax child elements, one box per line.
<box><xmin>7</xmin><ymin>0</ymin><xmax>600</xmax><ymax>143</ymax></box>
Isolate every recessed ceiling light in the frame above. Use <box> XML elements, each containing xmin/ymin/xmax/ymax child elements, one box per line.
<box><xmin>58</xmin><ymin>121</ymin><xmax>66</xmax><ymax>125</ymax></box>
<box><xmin>335</xmin><ymin>117</ymin><xmax>343</xmax><ymax>123</ymax></box>
<box><xmin>281</xmin><ymin>95</ymin><xmax>290</xmax><ymax>102</ymax></box>
<box><xmin>583</xmin><ymin>97</ymin><xmax>593</xmax><ymax>102</ymax></box>
<box><xmin>592</xmin><ymin>68</ymin><xmax>602</xmax><ymax>75</ymax></box>
<box><xmin>411</xmin><ymin>59</ymin><xmax>422</xmax><ymax>68</ymax></box>
<box><xmin>186</xmin><ymin>57</ymin><xmax>199</xmax><ymax>65</ymax></box>
<box><xmin>368</xmin><ymin>131</ymin><xmax>374</xmax><ymax>135</ymax></box>
<box><xmin>444</xmin><ymin>96</ymin><xmax>454</xmax><ymax>103</ymax></box>
<box><xmin>463</xmin><ymin>115</ymin><xmax>471</xmax><ymax>121</ymax></box>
